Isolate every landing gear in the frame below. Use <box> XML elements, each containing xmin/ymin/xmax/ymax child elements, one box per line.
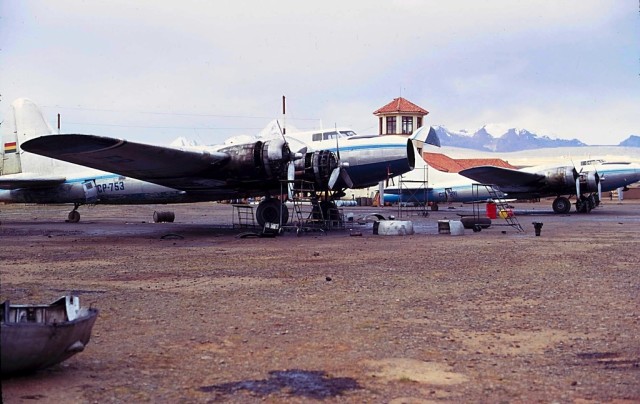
<box><xmin>310</xmin><ymin>200</ymin><xmax>342</xmax><ymax>226</ymax></box>
<box><xmin>255</xmin><ymin>198</ymin><xmax>289</xmax><ymax>227</ymax></box>
<box><xmin>67</xmin><ymin>204</ymin><xmax>81</xmax><ymax>223</ymax></box>
<box><xmin>552</xmin><ymin>197</ymin><xmax>571</xmax><ymax>214</ymax></box>
<box><xmin>576</xmin><ymin>196</ymin><xmax>591</xmax><ymax>213</ymax></box>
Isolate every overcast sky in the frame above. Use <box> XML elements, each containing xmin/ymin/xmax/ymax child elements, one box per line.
<box><xmin>1</xmin><ymin>1</ymin><xmax>638</xmax><ymax>146</ymax></box>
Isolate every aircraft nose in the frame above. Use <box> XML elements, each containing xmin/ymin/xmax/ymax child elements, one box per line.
<box><xmin>406</xmin><ymin>139</ymin><xmax>416</xmax><ymax>170</ymax></box>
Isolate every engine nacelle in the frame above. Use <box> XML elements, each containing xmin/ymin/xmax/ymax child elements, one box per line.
<box><xmin>543</xmin><ymin>166</ymin><xmax>578</xmax><ymax>190</ymax></box>
<box><xmin>578</xmin><ymin>171</ymin><xmax>600</xmax><ymax>193</ymax></box>
<box><xmin>294</xmin><ymin>150</ymin><xmax>339</xmax><ymax>191</ymax></box>
<box><xmin>218</xmin><ymin>138</ymin><xmax>292</xmax><ymax>182</ymax></box>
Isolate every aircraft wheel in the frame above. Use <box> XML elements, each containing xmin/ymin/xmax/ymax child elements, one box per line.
<box><xmin>256</xmin><ymin>199</ymin><xmax>289</xmax><ymax>227</ymax></box>
<box><xmin>430</xmin><ymin>203</ymin><xmax>439</xmax><ymax>211</ymax></box>
<box><xmin>67</xmin><ymin>210</ymin><xmax>81</xmax><ymax>223</ymax></box>
<box><xmin>552</xmin><ymin>197</ymin><xmax>571</xmax><ymax>214</ymax></box>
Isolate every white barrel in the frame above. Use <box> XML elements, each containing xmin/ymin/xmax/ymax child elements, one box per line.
<box><xmin>449</xmin><ymin>220</ymin><xmax>464</xmax><ymax>236</ymax></box>
<box><xmin>376</xmin><ymin>220</ymin><xmax>414</xmax><ymax>236</ymax></box>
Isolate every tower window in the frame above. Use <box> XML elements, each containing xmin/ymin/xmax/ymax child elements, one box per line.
<box><xmin>386</xmin><ymin>116</ymin><xmax>396</xmax><ymax>134</ymax></box>
<box><xmin>402</xmin><ymin>116</ymin><xmax>413</xmax><ymax>134</ymax></box>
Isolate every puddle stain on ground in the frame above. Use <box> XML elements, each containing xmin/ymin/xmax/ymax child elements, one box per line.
<box><xmin>199</xmin><ymin>369</ymin><xmax>360</xmax><ymax>399</ymax></box>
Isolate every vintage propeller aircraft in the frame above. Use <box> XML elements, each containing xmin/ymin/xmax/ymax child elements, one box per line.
<box><xmin>384</xmin><ymin>152</ymin><xmax>640</xmax><ymax>214</ymax></box>
<box><xmin>3</xmin><ymin>98</ymin><xmax>426</xmax><ymax>226</ymax></box>
<box><xmin>458</xmin><ymin>161</ymin><xmax>640</xmax><ymax>213</ymax></box>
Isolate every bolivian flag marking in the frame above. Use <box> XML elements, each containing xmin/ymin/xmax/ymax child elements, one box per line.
<box><xmin>4</xmin><ymin>142</ymin><xmax>17</xmax><ymax>153</ymax></box>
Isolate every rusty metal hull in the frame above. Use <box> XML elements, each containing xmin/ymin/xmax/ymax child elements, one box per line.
<box><xmin>1</xmin><ymin>297</ymin><xmax>99</xmax><ymax>376</ymax></box>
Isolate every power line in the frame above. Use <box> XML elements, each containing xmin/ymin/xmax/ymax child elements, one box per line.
<box><xmin>63</xmin><ymin>122</ymin><xmax>267</xmax><ymax>130</ymax></box>
<box><xmin>42</xmin><ymin>104</ymin><xmax>320</xmax><ymax>121</ymax></box>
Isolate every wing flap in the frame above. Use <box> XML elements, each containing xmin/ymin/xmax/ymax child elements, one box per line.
<box><xmin>21</xmin><ymin>134</ymin><xmax>230</xmax><ymax>187</ymax></box>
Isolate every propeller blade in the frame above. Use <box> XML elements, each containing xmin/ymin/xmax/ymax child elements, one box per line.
<box><xmin>340</xmin><ymin>168</ymin><xmax>354</xmax><ymax>189</ymax></box>
<box><xmin>334</xmin><ymin>125</ymin><xmax>341</xmax><ymax>161</ymax></box>
<box><xmin>328</xmin><ymin>167</ymin><xmax>341</xmax><ymax>190</ymax></box>
<box><xmin>287</xmin><ymin>162</ymin><xmax>295</xmax><ymax>199</ymax></box>
<box><xmin>575</xmin><ymin>176</ymin><xmax>581</xmax><ymax>197</ymax></box>
<box><xmin>596</xmin><ymin>172</ymin><xmax>602</xmax><ymax>201</ymax></box>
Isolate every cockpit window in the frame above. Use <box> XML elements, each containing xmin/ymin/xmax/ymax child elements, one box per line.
<box><xmin>309</xmin><ymin>129</ymin><xmax>358</xmax><ymax>141</ymax></box>
<box><xmin>322</xmin><ymin>131</ymin><xmax>339</xmax><ymax>140</ymax></box>
<box><xmin>580</xmin><ymin>159</ymin><xmax>605</xmax><ymax>166</ymax></box>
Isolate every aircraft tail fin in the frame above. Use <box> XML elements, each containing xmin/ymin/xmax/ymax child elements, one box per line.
<box><xmin>1</xmin><ymin>98</ymin><xmax>54</xmax><ymax>175</ymax></box>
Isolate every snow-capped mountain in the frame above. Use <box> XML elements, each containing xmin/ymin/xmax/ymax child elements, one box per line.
<box><xmin>432</xmin><ymin>125</ymin><xmax>590</xmax><ymax>152</ymax></box>
<box><xmin>619</xmin><ymin>135</ymin><xmax>640</xmax><ymax>147</ymax></box>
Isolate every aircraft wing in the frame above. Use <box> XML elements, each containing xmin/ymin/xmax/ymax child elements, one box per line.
<box><xmin>459</xmin><ymin>166</ymin><xmax>545</xmax><ymax>191</ymax></box>
<box><xmin>22</xmin><ymin>134</ymin><xmax>230</xmax><ymax>190</ymax></box>
<box><xmin>0</xmin><ymin>175</ymin><xmax>66</xmax><ymax>190</ymax></box>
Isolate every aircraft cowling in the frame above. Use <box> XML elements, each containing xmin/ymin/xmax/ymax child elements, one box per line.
<box><xmin>579</xmin><ymin>171</ymin><xmax>600</xmax><ymax>193</ymax></box>
<box><xmin>293</xmin><ymin>150</ymin><xmax>339</xmax><ymax>191</ymax></box>
<box><xmin>543</xmin><ymin>166</ymin><xmax>578</xmax><ymax>190</ymax></box>
<box><xmin>217</xmin><ymin>138</ymin><xmax>292</xmax><ymax>182</ymax></box>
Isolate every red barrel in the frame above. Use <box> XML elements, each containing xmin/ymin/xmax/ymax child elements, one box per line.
<box><xmin>486</xmin><ymin>202</ymin><xmax>497</xmax><ymax>219</ymax></box>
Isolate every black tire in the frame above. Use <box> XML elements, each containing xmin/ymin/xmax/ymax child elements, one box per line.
<box><xmin>256</xmin><ymin>199</ymin><xmax>289</xmax><ymax>227</ymax></box>
<box><xmin>552</xmin><ymin>197</ymin><xmax>571</xmax><ymax>214</ymax></box>
<box><xmin>67</xmin><ymin>210</ymin><xmax>81</xmax><ymax>223</ymax></box>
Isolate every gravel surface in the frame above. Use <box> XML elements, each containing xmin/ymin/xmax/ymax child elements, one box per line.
<box><xmin>1</xmin><ymin>200</ymin><xmax>639</xmax><ymax>403</ymax></box>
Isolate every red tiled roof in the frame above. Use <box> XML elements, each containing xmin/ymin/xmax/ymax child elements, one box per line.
<box><xmin>373</xmin><ymin>97</ymin><xmax>429</xmax><ymax>115</ymax></box>
<box><xmin>423</xmin><ymin>152</ymin><xmax>516</xmax><ymax>173</ymax></box>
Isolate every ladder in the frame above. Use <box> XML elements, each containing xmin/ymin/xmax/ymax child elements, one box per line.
<box><xmin>281</xmin><ymin>180</ymin><xmax>327</xmax><ymax>235</ymax></box>
<box><xmin>396</xmin><ymin>175</ymin><xmax>430</xmax><ymax>218</ymax></box>
<box><xmin>473</xmin><ymin>183</ymin><xmax>524</xmax><ymax>232</ymax></box>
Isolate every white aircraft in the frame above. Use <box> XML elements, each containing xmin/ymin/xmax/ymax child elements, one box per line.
<box><xmin>385</xmin><ymin>152</ymin><xmax>640</xmax><ymax>214</ymax></box>
<box><xmin>1</xmin><ymin>99</ymin><xmax>190</xmax><ymax>222</ymax></box>
<box><xmin>459</xmin><ymin>160</ymin><xmax>640</xmax><ymax>213</ymax></box>
<box><xmin>5</xmin><ymin>98</ymin><xmax>427</xmax><ymax>225</ymax></box>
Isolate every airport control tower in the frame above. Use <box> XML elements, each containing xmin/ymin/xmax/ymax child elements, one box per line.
<box><xmin>373</xmin><ymin>97</ymin><xmax>429</xmax><ymax>136</ymax></box>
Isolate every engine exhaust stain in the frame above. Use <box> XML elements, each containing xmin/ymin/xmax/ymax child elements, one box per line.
<box><xmin>199</xmin><ymin>369</ymin><xmax>360</xmax><ymax>399</ymax></box>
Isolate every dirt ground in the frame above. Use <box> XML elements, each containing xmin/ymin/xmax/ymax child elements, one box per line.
<box><xmin>1</xmin><ymin>200</ymin><xmax>639</xmax><ymax>403</ymax></box>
